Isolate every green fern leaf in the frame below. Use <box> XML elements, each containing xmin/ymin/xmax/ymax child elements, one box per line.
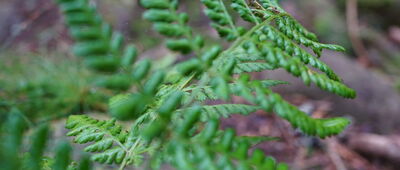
<box><xmin>91</xmin><ymin>147</ymin><xmax>126</xmax><ymax>164</ymax></box>
<box><xmin>201</xmin><ymin>0</ymin><xmax>241</xmax><ymax>41</ymax></box>
<box><xmin>66</xmin><ymin>115</ymin><xmax>129</xmax><ymax>164</ymax></box>
<box><xmin>234</xmin><ymin>62</ymin><xmax>277</xmax><ymax>73</ymax></box>
<box><xmin>182</xmin><ymin>104</ymin><xmax>260</xmax><ymax>121</ymax></box>
<box><xmin>186</xmin><ymin>79</ymin><xmax>288</xmax><ymax>102</ymax></box>
<box><xmin>164</xmin><ymin>122</ymin><xmax>289</xmax><ymax>170</ymax></box>
<box><xmin>231</xmin><ymin>0</ymin><xmax>260</xmax><ymax>23</ymax></box>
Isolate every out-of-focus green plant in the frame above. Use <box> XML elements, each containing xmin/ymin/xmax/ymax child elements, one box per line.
<box><xmin>0</xmin><ymin>54</ymin><xmax>108</xmax><ymax>123</ymax></box>
<box><xmin>0</xmin><ymin>108</ymin><xmax>92</xmax><ymax>170</ymax></box>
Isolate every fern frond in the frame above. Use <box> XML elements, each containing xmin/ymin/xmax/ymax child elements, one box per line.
<box><xmin>27</xmin><ymin>125</ymin><xmax>49</xmax><ymax>170</ymax></box>
<box><xmin>261</xmin><ymin>45</ymin><xmax>356</xmax><ymax>98</ymax></box>
<box><xmin>201</xmin><ymin>103</ymin><xmax>258</xmax><ymax>118</ymax></box>
<box><xmin>250</xmin><ymin>1</ymin><xmax>344</xmax><ymax>57</ymax></box>
<box><xmin>141</xmin><ymin>0</ymin><xmax>203</xmax><ymax>54</ymax></box>
<box><xmin>54</xmin><ymin>0</ymin><xmax>359</xmax><ymax>169</ymax></box>
<box><xmin>219</xmin><ymin>31</ymin><xmax>355</xmax><ymax>98</ymax></box>
<box><xmin>53</xmin><ymin>141</ymin><xmax>72</xmax><ymax>170</ymax></box>
<box><xmin>148</xmin><ymin>118</ymin><xmax>289</xmax><ymax>170</ymax></box>
<box><xmin>189</xmin><ymin>85</ymin><xmax>220</xmax><ymax>102</ymax></box>
<box><xmin>0</xmin><ymin>109</ymin><xmax>26</xmax><ymax>170</ymax></box>
<box><xmin>65</xmin><ymin>115</ymin><xmax>130</xmax><ymax>164</ymax></box>
<box><xmin>259</xmin><ymin>79</ymin><xmax>290</xmax><ymax>87</ymax></box>
<box><xmin>201</xmin><ymin>0</ymin><xmax>242</xmax><ymax>41</ymax></box>
<box><xmin>234</xmin><ymin>62</ymin><xmax>277</xmax><ymax>73</ymax></box>
<box><xmin>232</xmin><ymin>77</ymin><xmax>351</xmax><ymax>138</ymax></box>
<box><xmin>262</xmin><ymin>92</ymin><xmax>350</xmax><ymax>138</ymax></box>
<box><xmin>180</xmin><ymin>104</ymin><xmax>259</xmax><ymax>121</ymax></box>
<box><xmin>0</xmin><ymin>109</ymin><xmax>91</xmax><ymax>169</ymax></box>
<box><xmin>185</xmin><ymin>79</ymin><xmax>288</xmax><ymax>102</ymax></box>
<box><xmin>259</xmin><ymin>26</ymin><xmax>342</xmax><ymax>81</ymax></box>
<box><xmin>231</xmin><ymin>0</ymin><xmax>260</xmax><ymax>24</ymax></box>
<box><xmin>235</xmin><ymin>135</ymin><xmax>280</xmax><ymax>146</ymax></box>
<box><xmin>91</xmin><ymin>147</ymin><xmax>127</xmax><ymax>164</ymax></box>
<box><xmin>275</xmin><ymin>17</ymin><xmax>345</xmax><ymax>57</ymax></box>
<box><xmin>55</xmin><ymin>0</ymin><xmax>142</xmax><ymax>93</ymax></box>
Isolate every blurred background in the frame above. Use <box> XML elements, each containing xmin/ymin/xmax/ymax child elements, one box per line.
<box><xmin>1</xmin><ymin>0</ymin><xmax>400</xmax><ymax>169</ymax></box>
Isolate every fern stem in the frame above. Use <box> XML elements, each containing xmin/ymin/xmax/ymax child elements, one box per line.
<box><xmin>252</xmin><ymin>0</ymin><xmax>267</xmax><ymax>11</ymax></box>
<box><xmin>221</xmin><ymin>12</ymin><xmax>289</xmax><ymax>57</ymax></box>
<box><xmin>119</xmin><ymin>137</ymin><xmax>143</xmax><ymax>170</ymax></box>
<box><xmin>241</xmin><ymin>0</ymin><xmax>260</xmax><ymax>24</ymax></box>
<box><xmin>117</xmin><ymin>75</ymin><xmax>199</xmax><ymax>170</ymax></box>
<box><xmin>179</xmin><ymin>74</ymin><xmax>196</xmax><ymax>90</ymax></box>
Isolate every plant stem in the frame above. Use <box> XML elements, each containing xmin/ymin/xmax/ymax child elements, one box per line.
<box><xmin>221</xmin><ymin>12</ymin><xmax>289</xmax><ymax>56</ymax></box>
<box><xmin>241</xmin><ymin>0</ymin><xmax>260</xmax><ymax>24</ymax></box>
<box><xmin>119</xmin><ymin>137</ymin><xmax>142</xmax><ymax>170</ymax></box>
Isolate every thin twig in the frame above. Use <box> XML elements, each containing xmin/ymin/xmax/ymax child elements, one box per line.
<box><xmin>326</xmin><ymin>138</ymin><xmax>348</xmax><ymax>170</ymax></box>
<box><xmin>346</xmin><ymin>0</ymin><xmax>371</xmax><ymax>67</ymax></box>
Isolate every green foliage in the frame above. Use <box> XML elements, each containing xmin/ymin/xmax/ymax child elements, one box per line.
<box><xmin>0</xmin><ymin>54</ymin><xmax>106</xmax><ymax>122</ymax></box>
<box><xmin>53</xmin><ymin>0</ymin><xmax>357</xmax><ymax>169</ymax></box>
<box><xmin>178</xmin><ymin>104</ymin><xmax>260</xmax><ymax>121</ymax></box>
<box><xmin>149</xmin><ymin>120</ymin><xmax>289</xmax><ymax>169</ymax></box>
<box><xmin>201</xmin><ymin>0</ymin><xmax>244</xmax><ymax>40</ymax></box>
<box><xmin>56</xmin><ymin>0</ymin><xmax>139</xmax><ymax>92</ymax></box>
<box><xmin>65</xmin><ymin>115</ymin><xmax>133</xmax><ymax>164</ymax></box>
<box><xmin>0</xmin><ymin>109</ymin><xmax>92</xmax><ymax>170</ymax></box>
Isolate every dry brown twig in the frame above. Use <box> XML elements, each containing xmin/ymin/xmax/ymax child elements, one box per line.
<box><xmin>346</xmin><ymin>0</ymin><xmax>371</xmax><ymax>67</ymax></box>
